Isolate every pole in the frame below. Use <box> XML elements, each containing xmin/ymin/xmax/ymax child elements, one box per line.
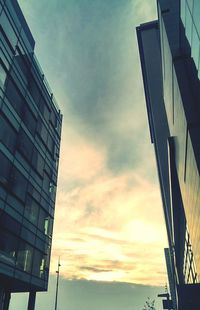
<box><xmin>27</xmin><ymin>291</ymin><xmax>36</xmax><ymax>310</ymax></box>
<box><xmin>54</xmin><ymin>257</ymin><xmax>61</xmax><ymax>310</ymax></box>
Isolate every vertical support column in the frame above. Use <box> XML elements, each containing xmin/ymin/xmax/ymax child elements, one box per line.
<box><xmin>3</xmin><ymin>292</ymin><xmax>11</xmax><ymax>310</ymax></box>
<box><xmin>0</xmin><ymin>288</ymin><xmax>11</xmax><ymax>310</ymax></box>
<box><xmin>27</xmin><ymin>292</ymin><xmax>36</xmax><ymax>310</ymax></box>
<box><xmin>0</xmin><ymin>288</ymin><xmax>4</xmax><ymax>310</ymax></box>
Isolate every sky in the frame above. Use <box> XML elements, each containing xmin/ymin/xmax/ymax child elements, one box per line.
<box><xmin>11</xmin><ymin>0</ymin><xmax>168</xmax><ymax>309</ymax></box>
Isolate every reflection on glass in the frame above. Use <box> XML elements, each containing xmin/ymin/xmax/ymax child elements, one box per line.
<box><xmin>181</xmin><ymin>0</ymin><xmax>186</xmax><ymax>25</ymax></box>
<box><xmin>32</xmin><ymin>250</ymin><xmax>44</xmax><ymax>278</ymax></box>
<box><xmin>185</xmin><ymin>5</ymin><xmax>193</xmax><ymax>44</ymax></box>
<box><xmin>198</xmin><ymin>63</ymin><xmax>200</xmax><ymax>80</ymax></box>
<box><xmin>44</xmin><ymin>217</ymin><xmax>53</xmax><ymax>236</ymax></box>
<box><xmin>191</xmin><ymin>26</ymin><xmax>200</xmax><ymax>69</ymax></box>
<box><xmin>0</xmin><ymin>230</ymin><xmax>17</xmax><ymax>265</ymax></box>
<box><xmin>17</xmin><ymin>242</ymin><xmax>33</xmax><ymax>273</ymax></box>
<box><xmin>0</xmin><ymin>63</ymin><xmax>7</xmax><ymax>87</ymax></box>
<box><xmin>187</xmin><ymin>0</ymin><xmax>194</xmax><ymax>13</ymax></box>
<box><xmin>193</xmin><ymin>0</ymin><xmax>200</xmax><ymax>37</ymax></box>
<box><xmin>1</xmin><ymin>11</ymin><xmax>18</xmax><ymax>48</ymax></box>
<box><xmin>24</xmin><ymin>196</ymin><xmax>39</xmax><ymax>226</ymax></box>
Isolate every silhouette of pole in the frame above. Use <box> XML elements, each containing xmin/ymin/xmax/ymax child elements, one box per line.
<box><xmin>55</xmin><ymin>257</ymin><xmax>61</xmax><ymax>310</ymax></box>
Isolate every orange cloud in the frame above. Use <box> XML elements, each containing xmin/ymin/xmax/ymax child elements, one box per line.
<box><xmin>51</xmin><ymin>132</ymin><xmax>167</xmax><ymax>286</ymax></box>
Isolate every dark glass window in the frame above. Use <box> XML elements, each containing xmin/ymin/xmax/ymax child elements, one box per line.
<box><xmin>39</xmin><ymin>97</ymin><xmax>50</xmax><ymax>121</ymax></box>
<box><xmin>0</xmin><ymin>29</ymin><xmax>14</xmax><ymax>63</ymax></box>
<box><xmin>13</xmin><ymin>49</ymin><xmax>29</xmax><ymax>85</ymax></box>
<box><xmin>32</xmin><ymin>249</ymin><xmax>43</xmax><ymax>277</ymax></box>
<box><xmin>27</xmin><ymin>183</ymin><xmax>40</xmax><ymax>203</ymax></box>
<box><xmin>37</xmin><ymin>119</ymin><xmax>48</xmax><ymax>144</ymax></box>
<box><xmin>43</xmin><ymin>103</ymin><xmax>50</xmax><ymax>121</ymax></box>
<box><xmin>17</xmin><ymin>128</ymin><xmax>33</xmax><ymax>161</ymax></box>
<box><xmin>23</xmin><ymin>105</ymin><xmax>37</xmax><ymax>136</ymax></box>
<box><xmin>16</xmin><ymin>241</ymin><xmax>33</xmax><ymax>273</ymax></box>
<box><xmin>32</xmin><ymin>147</ymin><xmax>44</xmax><ymax>176</ymax></box>
<box><xmin>0</xmin><ymin>229</ymin><xmax>18</xmax><ymax>264</ymax></box>
<box><xmin>5</xmin><ymin>77</ymin><xmax>23</xmax><ymax>116</ymax></box>
<box><xmin>47</xmin><ymin>135</ymin><xmax>54</xmax><ymax>153</ymax></box>
<box><xmin>0</xmin><ymin>10</ymin><xmax>18</xmax><ymax>49</ymax></box>
<box><xmin>10</xmin><ymin>167</ymin><xmax>27</xmax><ymax>201</ymax></box>
<box><xmin>20</xmin><ymin>27</ymin><xmax>34</xmax><ymax>54</ymax></box>
<box><xmin>44</xmin><ymin>163</ymin><xmax>52</xmax><ymax>178</ymax></box>
<box><xmin>4</xmin><ymin>1</ymin><xmax>21</xmax><ymax>32</ymax></box>
<box><xmin>0</xmin><ymin>61</ymin><xmax>7</xmax><ymax>87</ymax></box>
<box><xmin>44</xmin><ymin>217</ymin><xmax>53</xmax><ymax>237</ymax></box>
<box><xmin>38</xmin><ymin>207</ymin><xmax>48</xmax><ymax>233</ymax></box>
<box><xmin>43</xmin><ymin>172</ymin><xmax>50</xmax><ymax>193</ymax></box>
<box><xmin>24</xmin><ymin>195</ymin><xmax>39</xmax><ymax>226</ymax></box>
<box><xmin>50</xmin><ymin>110</ymin><xmax>56</xmax><ymax>127</ymax></box>
<box><xmin>0</xmin><ymin>152</ymin><xmax>11</xmax><ymax>185</ymax></box>
<box><xmin>0</xmin><ymin>212</ymin><xmax>21</xmax><ymax>235</ymax></box>
<box><xmin>49</xmin><ymin>182</ymin><xmax>56</xmax><ymax>201</ymax></box>
<box><xmin>44</xmin><ymin>244</ymin><xmax>50</xmax><ymax>270</ymax></box>
<box><xmin>0</xmin><ymin>113</ymin><xmax>17</xmax><ymax>152</ymax></box>
<box><xmin>28</xmin><ymin>75</ymin><xmax>41</xmax><ymax>106</ymax></box>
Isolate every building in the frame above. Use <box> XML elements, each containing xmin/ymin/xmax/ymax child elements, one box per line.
<box><xmin>164</xmin><ymin>248</ymin><xmax>177</xmax><ymax>310</ymax></box>
<box><xmin>0</xmin><ymin>0</ymin><xmax>62</xmax><ymax>309</ymax></box>
<box><xmin>137</xmin><ymin>0</ymin><xmax>200</xmax><ymax>309</ymax></box>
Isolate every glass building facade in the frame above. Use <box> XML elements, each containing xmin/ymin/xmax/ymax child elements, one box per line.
<box><xmin>137</xmin><ymin>0</ymin><xmax>200</xmax><ymax>309</ymax></box>
<box><xmin>181</xmin><ymin>0</ymin><xmax>200</xmax><ymax>77</ymax></box>
<box><xmin>0</xmin><ymin>0</ymin><xmax>62</xmax><ymax>307</ymax></box>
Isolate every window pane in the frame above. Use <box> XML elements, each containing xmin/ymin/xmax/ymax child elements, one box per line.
<box><xmin>5</xmin><ymin>77</ymin><xmax>23</xmax><ymax>115</ymax></box>
<box><xmin>0</xmin><ymin>28</ymin><xmax>14</xmax><ymax>64</ymax></box>
<box><xmin>191</xmin><ymin>26</ymin><xmax>200</xmax><ymax>69</ymax></box>
<box><xmin>0</xmin><ymin>152</ymin><xmax>11</xmax><ymax>185</ymax></box>
<box><xmin>193</xmin><ymin>0</ymin><xmax>200</xmax><ymax>37</ymax></box>
<box><xmin>38</xmin><ymin>208</ymin><xmax>48</xmax><ymax>232</ymax></box>
<box><xmin>44</xmin><ymin>217</ymin><xmax>53</xmax><ymax>237</ymax></box>
<box><xmin>0</xmin><ymin>114</ymin><xmax>17</xmax><ymax>152</ymax></box>
<box><xmin>181</xmin><ymin>0</ymin><xmax>186</xmax><ymax>26</ymax></box>
<box><xmin>43</xmin><ymin>172</ymin><xmax>50</xmax><ymax>193</ymax></box>
<box><xmin>24</xmin><ymin>195</ymin><xmax>39</xmax><ymax>226</ymax></box>
<box><xmin>198</xmin><ymin>62</ymin><xmax>200</xmax><ymax>80</ymax></box>
<box><xmin>187</xmin><ymin>0</ymin><xmax>193</xmax><ymax>13</ymax></box>
<box><xmin>0</xmin><ymin>62</ymin><xmax>7</xmax><ymax>87</ymax></box>
<box><xmin>32</xmin><ymin>250</ymin><xmax>43</xmax><ymax>277</ymax></box>
<box><xmin>0</xmin><ymin>229</ymin><xmax>18</xmax><ymax>265</ymax></box>
<box><xmin>27</xmin><ymin>183</ymin><xmax>40</xmax><ymax>203</ymax></box>
<box><xmin>23</xmin><ymin>105</ymin><xmax>37</xmax><ymax>135</ymax></box>
<box><xmin>37</xmin><ymin>119</ymin><xmax>48</xmax><ymax>144</ymax></box>
<box><xmin>11</xmin><ymin>167</ymin><xmax>27</xmax><ymax>201</ymax></box>
<box><xmin>17</xmin><ymin>128</ymin><xmax>33</xmax><ymax>161</ymax></box>
<box><xmin>39</xmin><ymin>97</ymin><xmax>50</xmax><ymax>121</ymax></box>
<box><xmin>17</xmin><ymin>241</ymin><xmax>33</xmax><ymax>273</ymax></box>
<box><xmin>28</xmin><ymin>75</ymin><xmax>41</xmax><ymax>106</ymax></box>
<box><xmin>32</xmin><ymin>148</ymin><xmax>44</xmax><ymax>176</ymax></box>
<box><xmin>13</xmin><ymin>51</ymin><xmax>29</xmax><ymax>85</ymax></box>
<box><xmin>47</xmin><ymin>135</ymin><xmax>53</xmax><ymax>153</ymax></box>
<box><xmin>185</xmin><ymin>6</ymin><xmax>192</xmax><ymax>45</ymax></box>
<box><xmin>0</xmin><ymin>10</ymin><xmax>18</xmax><ymax>48</ymax></box>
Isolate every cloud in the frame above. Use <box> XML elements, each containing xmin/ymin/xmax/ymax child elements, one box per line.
<box><xmin>58</xmin><ymin>125</ymin><xmax>106</xmax><ymax>184</ymax></box>
<box><xmin>19</xmin><ymin>0</ymin><xmax>167</xmax><ymax>287</ymax></box>
<box><xmin>51</xmin><ymin>127</ymin><xmax>167</xmax><ymax>286</ymax></box>
<box><xmin>19</xmin><ymin>0</ymin><xmax>158</xmax><ymax>175</ymax></box>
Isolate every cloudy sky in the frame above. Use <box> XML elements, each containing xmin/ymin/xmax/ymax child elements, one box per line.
<box><xmin>12</xmin><ymin>0</ymin><xmax>168</xmax><ymax>309</ymax></box>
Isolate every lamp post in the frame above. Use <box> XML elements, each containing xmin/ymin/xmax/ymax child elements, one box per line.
<box><xmin>55</xmin><ymin>257</ymin><xmax>61</xmax><ymax>310</ymax></box>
